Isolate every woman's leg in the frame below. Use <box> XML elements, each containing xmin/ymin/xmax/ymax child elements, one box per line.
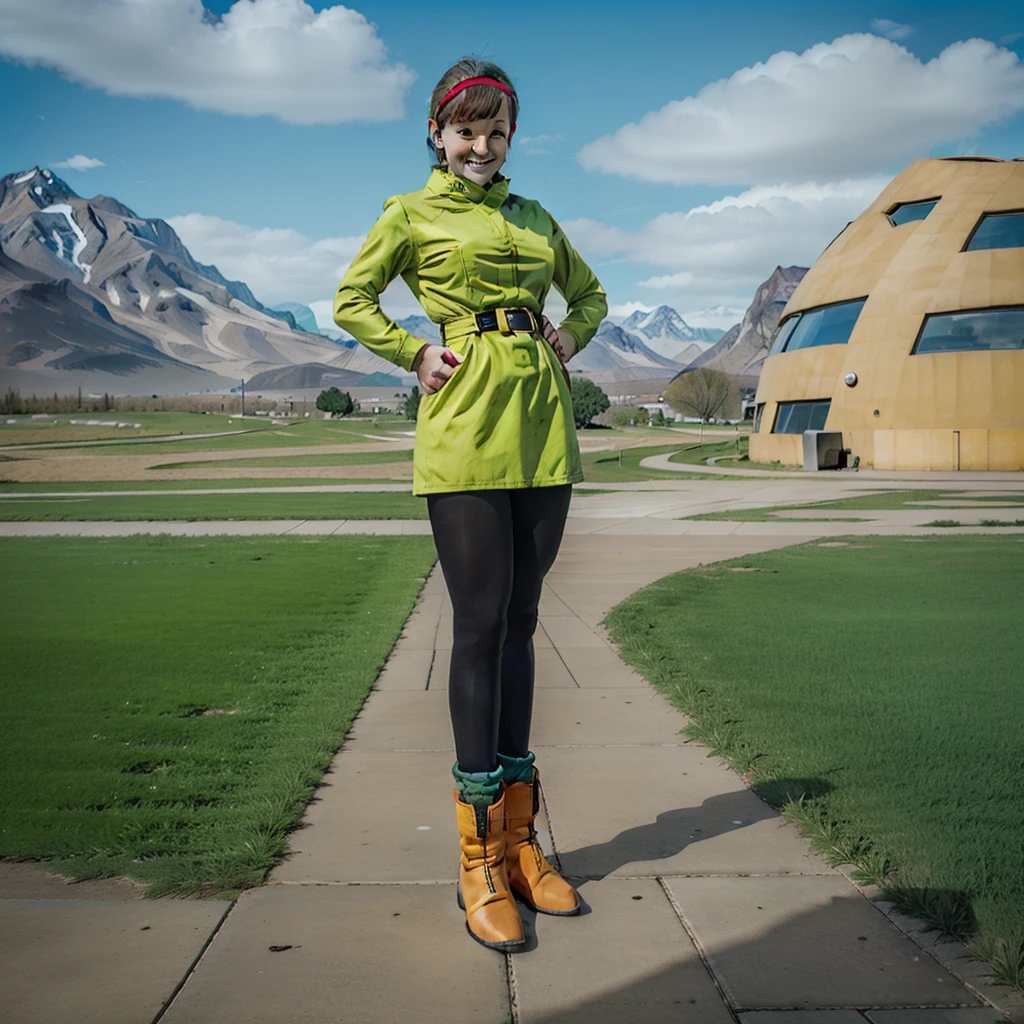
<box><xmin>426</xmin><ymin>489</ymin><xmax>514</xmax><ymax>774</ymax></box>
<box><xmin>498</xmin><ymin>484</ymin><xmax>573</xmax><ymax>756</ymax></box>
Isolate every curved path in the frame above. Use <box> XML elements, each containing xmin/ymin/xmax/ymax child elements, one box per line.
<box><xmin>2</xmin><ymin>491</ymin><xmax>1022</xmax><ymax>1023</ymax></box>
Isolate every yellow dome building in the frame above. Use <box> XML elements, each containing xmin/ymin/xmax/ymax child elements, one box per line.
<box><xmin>749</xmin><ymin>157</ymin><xmax>1024</xmax><ymax>471</ymax></box>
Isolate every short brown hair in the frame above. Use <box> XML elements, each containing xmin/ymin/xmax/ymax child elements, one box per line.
<box><xmin>427</xmin><ymin>58</ymin><xmax>518</xmax><ymax>169</ymax></box>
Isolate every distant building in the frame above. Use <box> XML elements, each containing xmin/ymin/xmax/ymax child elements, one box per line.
<box><xmin>750</xmin><ymin>158</ymin><xmax>1024</xmax><ymax>470</ymax></box>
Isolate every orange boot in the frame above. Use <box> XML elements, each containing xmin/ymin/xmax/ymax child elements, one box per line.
<box><xmin>454</xmin><ymin>788</ymin><xmax>526</xmax><ymax>952</ymax></box>
<box><xmin>503</xmin><ymin>767</ymin><xmax>581</xmax><ymax>916</ymax></box>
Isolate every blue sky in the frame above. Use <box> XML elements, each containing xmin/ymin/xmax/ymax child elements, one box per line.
<box><xmin>1</xmin><ymin>0</ymin><xmax>1022</xmax><ymax>330</ymax></box>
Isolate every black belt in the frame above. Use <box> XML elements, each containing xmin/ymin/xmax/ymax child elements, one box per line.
<box><xmin>440</xmin><ymin>307</ymin><xmax>540</xmax><ymax>341</ymax></box>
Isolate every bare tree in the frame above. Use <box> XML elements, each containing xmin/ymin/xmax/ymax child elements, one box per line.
<box><xmin>664</xmin><ymin>368</ymin><xmax>733</xmax><ymax>424</ymax></box>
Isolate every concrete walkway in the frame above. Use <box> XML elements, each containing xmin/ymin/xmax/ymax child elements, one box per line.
<box><xmin>3</xmin><ymin>500</ymin><xmax>1023</xmax><ymax>1022</ymax></box>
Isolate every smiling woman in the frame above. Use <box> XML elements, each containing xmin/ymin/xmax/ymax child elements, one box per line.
<box><xmin>332</xmin><ymin>56</ymin><xmax>607</xmax><ymax>955</ymax></box>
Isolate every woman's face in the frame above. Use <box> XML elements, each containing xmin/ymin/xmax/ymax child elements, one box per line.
<box><xmin>430</xmin><ymin>96</ymin><xmax>510</xmax><ymax>187</ymax></box>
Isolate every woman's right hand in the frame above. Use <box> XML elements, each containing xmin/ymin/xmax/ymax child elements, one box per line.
<box><xmin>412</xmin><ymin>343</ymin><xmax>464</xmax><ymax>395</ymax></box>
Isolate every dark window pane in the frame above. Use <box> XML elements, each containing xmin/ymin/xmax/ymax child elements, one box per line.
<box><xmin>914</xmin><ymin>307</ymin><xmax>1024</xmax><ymax>354</ymax></box>
<box><xmin>783</xmin><ymin>299</ymin><xmax>865</xmax><ymax>352</ymax></box>
<box><xmin>965</xmin><ymin>212</ymin><xmax>1024</xmax><ymax>251</ymax></box>
<box><xmin>887</xmin><ymin>200</ymin><xmax>938</xmax><ymax>226</ymax></box>
<box><xmin>753</xmin><ymin>403</ymin><xmax>765</xmax><ymax>433</ymax></box>
<box><xmin>769</xmin><ymin>315</ymin><xmax>801</xmax><ymax>356</ymax></box>
<box><xmin>773</xmin><ymin>400</ymin><xmax>831</xmax><ymax>434</ymax></box>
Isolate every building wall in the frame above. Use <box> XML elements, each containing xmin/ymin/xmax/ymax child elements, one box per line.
<box><xmin>749</xmin><ymin>158</ymin><xmax>1024</xmax><ymax>471</ymax></box>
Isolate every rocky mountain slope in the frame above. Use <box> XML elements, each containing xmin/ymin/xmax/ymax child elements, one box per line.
<box><xmin>620</xmin><ymin>305</ymin><xmax>725</xmax><ymax>361</ymax></box>
<box><xmin>687</xmin><ymin>266</ymin><xmax>807</xmax><ymax>377</ymax></box>
<box><xmin>0</xmin><ymin>167</ymin><xmax>401</xmax><ymax>394</ymax></box>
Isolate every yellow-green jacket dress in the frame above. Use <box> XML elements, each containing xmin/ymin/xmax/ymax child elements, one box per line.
<box><xmin>333</xmin><ymin>168</ymin><xmax>607</xmax><ymax>495</ymax></box>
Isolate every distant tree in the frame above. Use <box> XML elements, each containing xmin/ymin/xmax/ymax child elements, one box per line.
<box><xmin>1</xmin><ymin>387</ymin><xmax>22</xmax><ymax>415</ymax></box>
<box><xmin>316</xmin><ymin>387</ymin><xmax>354</xmax><ymax>417</ymax></box>
<box><xmin>607</xmin><ymin>405</ymin><xmax>649</xmax><ymax>427</ymax></box>
<box><xmin>571</xmin><ymin>377</ymin><xmax>610</xmax><ymax>428</ymax></box>
<box><xmin>649</xmin><ymin>408</ymin><xmax>666</xmax><ymax>427</ymax></box>
<box><xmin>404</xmin><ymin>386</ymin><xmax>421</xmax><ymax>422</ymax></box>
<box><xmin>664</xmin><ymin>368</ymin><xmax>733</xmax><ymax>424</ymax></box>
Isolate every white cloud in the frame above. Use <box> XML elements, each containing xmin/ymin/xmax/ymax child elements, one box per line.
<box><xmin>578</xmin><ymin>34</ymin><xmax>1024</xmax><ymax>186</ymax></box>
<box><xmin>870</xmin><ymin>18</ymin><xmax>913</xmax><ymax>41</ymax></box>
<box><xmin>53</xmin><ymin>154</ymin><xmax>104</xmax><ymax>170</ymax></box>
<box><xmin>0</xmin><ymin>0</ymin><xmax>414</xmax><ymax>124</ymax></box>
<box><xmin>1000</xmin><ymin>33</ymin><xmax>1023</xmax><ymax>46</ymax></box>
<box><xmin>167</xmin><ymin>212</ymin><xmax>365</xmax><ymax>305</ymax></box>
<box><xmin>565</xmin><ymin>177</ymin><xmax>886</xmax><ymax>311</ymax></box>
<box><xmin>681</xmin><ymin>306</ymin><xmax>747</xmax><ymax>330</ymax></box>
<box><xmin>168</xmin><ymin>212</ymin><xmax>428</xmax><ymax>322</ymax></box>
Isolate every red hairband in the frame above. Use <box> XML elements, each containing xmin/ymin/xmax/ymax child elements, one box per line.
<box><xmin>434</xmin><ymin>76</ymin><xmax>517</xmax><ymax>141</ymax></box>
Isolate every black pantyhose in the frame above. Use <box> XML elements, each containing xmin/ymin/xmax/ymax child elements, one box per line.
<box><xmin>426</xmin><ymin>485</ymin><xmax>572</xmax><ymax>773</ymax></box>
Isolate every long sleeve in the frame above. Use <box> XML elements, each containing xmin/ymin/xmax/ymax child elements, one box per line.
<box><xmin>333</xmin><ymin>198</ymin><xmax>422</xmax><ymax>371</ymax></box>
<box><xmin>549</xmin><ymin>215</ymin><xmax>608</xmax><ymax>352</ymax></box>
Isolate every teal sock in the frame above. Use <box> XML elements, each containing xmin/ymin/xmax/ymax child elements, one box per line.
<box><xmin>496</xmin><ymin>751</ymin><xmax>535</xmax><ymax>785</ymax></box>
<box><xmin>452</xmin><ymin>763</ymin><xmax>503</xmax><ymax>807</ymax></box>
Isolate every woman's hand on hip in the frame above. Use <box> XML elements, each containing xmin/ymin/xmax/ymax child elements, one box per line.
<box><xmin>412</xmin><ymin>343</ymin><xmax>464</xmax><ymax>395</ymax></box>
<box><xmin>540</xmin><ymin>316</ymin><xmax>578</xmax><ymax>363</ymax></box>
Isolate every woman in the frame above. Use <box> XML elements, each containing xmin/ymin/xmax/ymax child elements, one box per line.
<box><xmin>334</xmin><ymin>57</ymin><xmax>607</xmax><ymax>953</ymax></box>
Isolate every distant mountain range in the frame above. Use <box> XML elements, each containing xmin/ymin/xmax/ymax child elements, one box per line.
<box><xmin>685</xmin><ymin>266</ymin><xmax>807</xmax><ymax>378</ymax></box>
<box><xmin>0</xmin><ymin>165</ymin><xmax>789</xmax><ymax>398</ymax></box>
<box><xmin>0</xmin><ymin>168</ymin><xmax>407</xmax><ymax>394</ymax></box>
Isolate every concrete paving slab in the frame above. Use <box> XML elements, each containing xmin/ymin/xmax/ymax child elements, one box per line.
<box><xmin>865</xmin><ymin>1012</ymin><xmax>1006</xmax><ymax>1024</ymax></box>
<box><xmin>534</xmin><ymin>648</ymin><xmax>579</xmax><ymax>688</ymax></box>
<box><xmin>514</xmin><ymin>878</ymin><xmax>733</xmax><ymax>1024</ymax></box>
<box><xmin>271</xmin><ymin>750</ymin><xmax>458</xmax><ymax>883</ymax></box>
<box><xmin>281</xmin><ymin>519</ymin><xmax>348</xmax><ymax>534</ymax></box>
<box><xmin>530</xmin><ymin>689</ymin><xmax>685</xmax><ymax>747</ymax></box>
<box><xmin>738</xmin><ymin>1014</ymin><xmax>866</xmax><ymax>1024</ymax></box>
<box><xmin>0</xmin><ymin>898</ymin><xmax>228</xmax><ymax>1024</ymax></box>
<box><xmin>540</xmin><ymin>616</ymin><xmax>609</xmax><ymax>648</ymax></box>
<box><xmin>0</xmin><ymin>862</ymin><xmax>144</xmax><ymax>900</ymax></box>
<box><xmin>664</xmin><ymin>876</ymin><xmax>981</xmax><ymax>1010</ymax></box>
<box><xmin>554</xmin><ymin>646</ymin><xmax>659</xmax><ymax>688</ymax></box>
<box><xmin>160</xmin><ymin>884</ymin><xmax>508</xmax><ymax>1024</ymax></box>
<box><xmin>345</xmin><ymin>690</ymin><xmax>453</xmax><ymax>751</ymax></box>
<box><xmin>426</xmin><ymin>648</ymin><xmax>578</xmax><ymax>690</ymax></box>
<box><xmin>539</xmin><ymin>588</ymin><xmax>573</xmax><ymax>615</ymax></box>
<box><xmin>427</xmin><ymin>647</ymin><xmax>450</xmax><ymax>689</ymax></box>
<box><xmin>541</xmin><ymin>746</ymin><xmax>827</xmax><ymax>878</ymax></box>
<box><xmin>371</xmin><ymin>646</ymin><xmax>431</xmax><ymax>691</ymax></box>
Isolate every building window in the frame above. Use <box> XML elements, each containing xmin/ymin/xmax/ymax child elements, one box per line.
<box><xmin>964</xmin><ymin>211</ymin><xmax>1024</xmax><ymax>251</ymax></box>
<box><xmin>769</xmin><ymin>298</ymin><xmax>866</xmax><ymax>356</ymax></box>
<box><xmin>886</xmin><ymin>199</ymin><xmax>939</xmax><ymax>226</ymax></box>
<box><xmin>773</xmin><ymin>400</ymin><xmax>832</xmax><ymax>434</ymax></box>
<box><xmin>913</xmin><ymin>306</ymin><xmax>1024</xmax><ymax>354</ymax></box>
<box><xmin>753</xmin><ymin>403</ymin><xmax>765</xmax><ymax>433</ymax></box>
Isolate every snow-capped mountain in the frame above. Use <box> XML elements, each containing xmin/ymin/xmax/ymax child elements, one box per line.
<box><xmin>0</xmin><ymin>167</ymin><xmax>404</xmax><ymax>393</ymax></box>
<box><xmin>619</xmin><ymin>305</ymin><xmax>724</xmax><ymax>361</ymax></box>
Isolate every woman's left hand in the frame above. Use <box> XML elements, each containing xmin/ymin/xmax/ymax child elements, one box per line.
<box><xmin>540</xmin><ymin>315</ymin><xmax>577</xmax><ymax>364</ymax></box>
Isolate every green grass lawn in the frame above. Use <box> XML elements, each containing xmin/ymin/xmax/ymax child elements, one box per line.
<box><xmin>0</xmin><ymin>480</ymin><xmax>409</xmax><ymax>493</ymax></box>
<box><xmin>605</xmin><ymin>535</ymin><xmax>1024</xmax><ymax>985</ymax></box>
<box><xmin>686</xmin><ymin>489</ymin><xmax>1024</xmax><ymax>521</ymax></box>
<box><xmin>580</xmin><ymin>443</ymin><xmax>748</xmax><ymax>483</ymax></box>
<box><xmin>5</xmin><ymin>417</ymin><xmax>413</xmax><ymax>456</ymax></box>
<box><xmin>0</xmin><ymin>491</ymin><xmax>428</xmax><ymax>521</ymax></box>
<box><xmin>0</xmin><ymin>411</ymin><xmax>265</xmax><ymax>445</ymax></box>
<box><xmin>0</xmin><ymin>535</ymin><xmax>437</xmax><ymax>896</ymax></box>
<box><xmin>155</xmin><ymin>449</ymin><xmax>414</xmax><ymax>470</ymax></box>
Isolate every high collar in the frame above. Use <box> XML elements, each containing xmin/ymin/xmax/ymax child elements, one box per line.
<box><xmin>425</xmin><ymin>167</ymin><xmax>510</xmax><ymax>209</ymax></box>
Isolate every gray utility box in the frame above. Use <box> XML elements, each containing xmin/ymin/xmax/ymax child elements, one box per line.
<box><xmin>803</xmin><ymin>430</ymin><xmax>844</xmax><ymax>471</ymax></box>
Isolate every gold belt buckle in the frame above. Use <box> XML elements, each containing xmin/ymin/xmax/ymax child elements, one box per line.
<box><xmin>495</xmin><ymin>308</ymin><xmax>513</xmax><ymax>335</ymax></box>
